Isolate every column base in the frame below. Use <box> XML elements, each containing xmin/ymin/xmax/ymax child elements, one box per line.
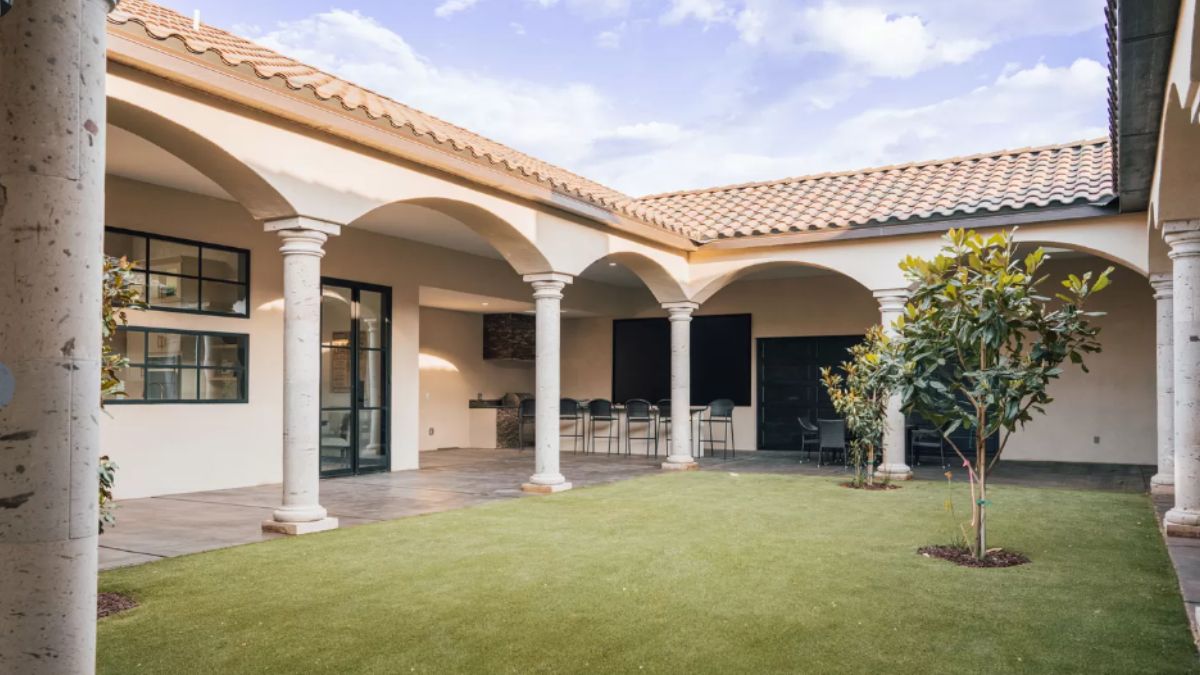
<box><xmin>1164</xmin><ymin>508</ymin><xmax>1200</xmax><ymax>538</ymax></box>
<box><xmin>1150</xmin><ymin>473</ymin><xmax>1175</xmax><ymax>496</ymax></box>
<box><xmin>877</xmin><ymin>464</ymin><xmax>913</xmax><ymax>481</ymax></box>
<box><xmin>662</xmin><ymin>460</ymin><xmax>699</xmax><ymax>471</ymax></box>
<box><xmin>262</xmin><ymin>517</ymin><xmax>339</xmax><ymax>536</ymax></box>
<box><xmin>522</xmin><ymin>481</ymin><xmax>573</xmax><ymax>494</ymax></box>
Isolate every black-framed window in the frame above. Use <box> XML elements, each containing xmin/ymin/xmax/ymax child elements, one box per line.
<box><xmin>104</xmin><ymin>227</ymin><xmax>250</xmax><ymax>317</ymax></box>
<box><xmin>106</xmin><ymin>327</ymin><xmax>248</xmax><ymax>404</ymax></box>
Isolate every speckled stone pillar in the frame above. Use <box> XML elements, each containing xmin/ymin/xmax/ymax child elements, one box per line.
<box><xmin>1165</xmin><ymin>221</ymin><xmax>1200</xmax><ymax>537</ymax></box>
<box><xmin>662</xmin><ymin>302</ymin><xmax>699</xmax><ymax>471</ymax></box>
<box><xmin>0</xmin><ymin>1</ymin><xmax>114</xmax><ymax>672</ymax></box>
<box><xmin>261</xmin><ymin>220</ymin><xmax>340</xmax><ymax>535</ymax></box>
<box><xmin>522</xmin><ymin>274</ymin><xmax>573</xmax><ymax>493</ymax></box>
<box><xmin>1151</xmin><ymin>273</ymin><xmax>1175</xmax><ymax>495</ymax></box>
<box><xmin>874</xmin><ymin>289</ymin><xmax>913</xmax><ymax>481</ymax></box>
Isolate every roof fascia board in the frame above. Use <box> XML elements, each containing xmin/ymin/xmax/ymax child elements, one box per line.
<box><xmin>694</xmin><ymin>204</ymin><xmax>1122</xmax><ymax>252</ymax></box>
<box><xmin>106</xmin><ymin>27</ymin><xmax>696</xmax><ymax>252</ymax></box>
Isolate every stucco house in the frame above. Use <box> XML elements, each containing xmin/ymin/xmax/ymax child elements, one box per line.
<box><xmin>2</xmin><ymin>0</ymin><xmax>1199</xmax><ymax>669</ymax></box>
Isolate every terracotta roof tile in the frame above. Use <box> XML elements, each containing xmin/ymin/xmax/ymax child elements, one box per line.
<box><xmin>639</xmin><ymin>140</ymin><xmax>1115</xmax><ymax>241</ymax></box>
<box><xmin>107</xmin><ymin>0</ymin><xmax>684</xmax><ymax>234</ymax></box>
<box><xmin>108</xmin><ymin>2</ymin><xmax>1116</xmax><ymax>246</ymax></box>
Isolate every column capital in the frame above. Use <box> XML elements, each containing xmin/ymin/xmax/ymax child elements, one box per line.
<box><xmin>872</xmin><ymin>287</ymin><xmax>910</xmax><ymax>313</ymax></box>
<box><xmin>523</xmin><ymin>272</ymin><xmax>574</xmax><ymax>286</ymax></box>
<box><xmin>663</xmin><ymin>301</ymin><xmax>700</xmax><ymax>320</ymax></box>
<box><xmin>263</xmin><ymin>215</ymin><xmax>343</xmax><ymax>237</ymax></box>
<box><xmin>1150</xmin><ymin>272</ymin><xmax>1173</xmax><ymax>299</ymax></box>
<box><xmin>1164</xmin><ymin>220</ymin><xmax>1200</xmax><ymax>259</ymax></box>
<box><xmin>277</xmin><ymin>228</ymin><xmax>328</xmax><ymax>259</ymax></box>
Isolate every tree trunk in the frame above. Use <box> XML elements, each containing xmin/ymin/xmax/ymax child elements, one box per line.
<box><xmin>976</xmin><ymin>427</ymin><xmax>987</xmax><ymax>559</ymax></box>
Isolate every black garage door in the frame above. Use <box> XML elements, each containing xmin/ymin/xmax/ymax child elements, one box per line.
<box><xmin>757</xmin><ymin>335</ymin><xmax>862</xmax><ymax>450</ymax></box>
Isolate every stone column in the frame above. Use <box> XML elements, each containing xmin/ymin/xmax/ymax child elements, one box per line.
<box><xmin>874</xmin><ymin>289</ymin><xmax>913</xmax><ymax>481</ymax></box>
<box><xmin>0</xmin><ymin>1</ymin><xmax>114</xmax><ymax>672</ymax></box>
<box><xmin>262</xmin><ymin>219</ymin><xmax>341</xmax><ymax>535</ymax></box>
<box><xmin>522</xmin><ymin>274</ymin><xmax>573</xmax><ymax>493</ymax></box>
<box><xmin>663</xmin><ymin>302</ymin><xmax>700</xmax><ymax>471</ymax></box>
<box><xmin>1165</xmin><ymin>221</ymin><xmax>1200</xmax><ymax>537</ymax></box>
<box><xmin>1151</xmin><ymin>273</ymin><xmax>1175</xmax><ymax>495</ymax></box>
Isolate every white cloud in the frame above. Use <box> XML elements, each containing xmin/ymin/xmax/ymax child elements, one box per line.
<box><xmin>510</xmin><ymin>21</ymin><xmax>527</xmax><ymax>36</ymax></box>
<box><xmin>588</xmin><ymin>58</ymin><xmax>1108</xmax><ymax>194</ymax></box>
<box><xmin>245</xmin><ymin>10</ymin><xmax>661</xmax><ymax>172</ymax></box>
<box><xmin>530</xmin><ymin>0</ymin><xmax>632</xmax><ymax>18</ymax></box>
<box><xmin>243</xmin><ymin>9</ymin><xmax>1107</xmax><ymax>199</ymax></box>
<box><xmin>595</xmin><ymin>26</ymin><xmax>623</xmax><ymax>49</ymax></box>
<box><xmin>610</xmin><ymin>122</ymin><xmax>689</xmax><ymax>144</ymax></box>
<box><xmin>734</xmin><ymin>0</ymin><xmax>988</xmax><ymax>78</ymax></box>
<box><xmin>662</xmin><ymin>0</ymin><xmax>731</xmax><ymax>25</ymax></box>
<box><xmin>434</xmin><ymin>0</ymin><xmax>481</xmax><ymax>19</ymax></box>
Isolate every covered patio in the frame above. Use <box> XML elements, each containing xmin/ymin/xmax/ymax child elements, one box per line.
<box><xmin>98</xmin><ymin>447</ymin><xmax>1155</xmax><ymax>570</ymax></box>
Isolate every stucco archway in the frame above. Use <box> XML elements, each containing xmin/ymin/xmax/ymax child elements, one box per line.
<box><xmin>575</xmin><ymin>251</ymin><xmax>689</xmax><ymax>304</ymax></box>
<box><xmin>346</xmin><ymin>198</ymin><xmax>553</xmax><ymax>277</ymax></box>
<box><xmin>107</xmin><ymin>97</ymin><xmax>297</xmax><ymax>221</ymax></box>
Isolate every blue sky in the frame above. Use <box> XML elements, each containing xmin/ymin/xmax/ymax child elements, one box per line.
<box><xmin>158</xmin><ymin>0</ymin><xmax>1110</xmax><ymax>196</ymax></box>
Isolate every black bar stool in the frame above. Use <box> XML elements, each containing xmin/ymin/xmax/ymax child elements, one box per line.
<box><xmin>587</xmin><ymin>399</ymin><xmax>619</xmax><ymax>455</ymax></box>
<box><xmin>656</xmin><ymin>398</ymin><xmax>672</xmax><ymax>451</ymax></box>
<box><xmin>700</xmin><ymin>398</ymin><xmax>736</xmax><ymax>459</ymax></box>
<box><xmin>517</xmin><ymin>398</ymin><xmax>536</xmax><ymax>450</ymax></box>
<box><xmin>560</xmin><ymin>398</ymin><xmax>584</xmax><ymax>454</ymax></box>
<box><xmin>624</xmin><ymin>399</ymin><xmax>657</xmax><ymax>456</ymax></box>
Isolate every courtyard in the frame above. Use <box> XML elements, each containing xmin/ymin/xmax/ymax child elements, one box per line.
<box><xmin>97</xmin><ymin>466</ymin><xmax>1193</xmax><ymax>674</ymax></box>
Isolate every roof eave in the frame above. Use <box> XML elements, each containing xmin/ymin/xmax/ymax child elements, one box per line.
<box><xmin>693</xmin><ymin>201</ymin><xmax>1121</xmax><ymax>250</ymax></box>
<box><xmin>106</xmin><ymin>24</ymin><xmax>697</xmax><ymax>252</ymax></box>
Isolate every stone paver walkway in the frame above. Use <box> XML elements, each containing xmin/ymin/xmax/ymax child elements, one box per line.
<box><xmin>99</xmin><ymin>448</ymin><xmax>1153</xmax><ymax>570</ymax></box>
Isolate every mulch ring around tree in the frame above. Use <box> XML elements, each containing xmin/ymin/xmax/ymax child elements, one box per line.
<box><xmin>918</xmin><ymin>545</ymin><xmax>1031</xmax><ymax>568</ymax></box>
<box><xmin>839</xmin><ymin>482</ymin><xmax>901</xmax><ymax>491</ymax></box>
<box><xmin>98</xmin><ymin>592</ymin><xmax>138</xmax><ymax>619</ymax></box>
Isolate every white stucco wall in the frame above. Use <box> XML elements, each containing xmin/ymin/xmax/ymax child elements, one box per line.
<box><xmin>101</xmin><ymin>177</ymin><xmax>647</xmax><ymax>498</ymax></box>
<box><xmin>418</xmin><ymin>307</ymin><xmax>534</xmax><ymax>451</ymax></box>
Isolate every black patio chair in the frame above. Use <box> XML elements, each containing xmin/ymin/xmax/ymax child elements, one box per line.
<box><xmin>700</xmin><ymin>398</ymin><xmax>736</xmax><ymax>459</ymax></box>
<box><xmin>816</xmin><ymin>418</ymin><xmax>847</xmax><ymax>467</ymax></box>
<box><xmin>587</xmin><ymin>399</ymin><xmax>619</xmax><ymax>455</ymax></box>
<box><xmin>910</xmin><ymin>427</ymin><xmax>947</xmax><ymax>468</ymax></box>
<box><xmin>624</xmin><ymin>398</ymin><xmax>658</xmax><ymax>456</ymax></box>
<box><xmin>517</xmin><ymin>398</ymin><xmax>536</xmax><ymax>450</ymax></box>
<box><xmin>797</xmin><ymin>416</ymin><xmax>820</xmax><ymax>462</ymax></box>
<box><xmin>560</xmin><ymin>398</ymin><xmax>584</xmax><ymax>454</ymax></box>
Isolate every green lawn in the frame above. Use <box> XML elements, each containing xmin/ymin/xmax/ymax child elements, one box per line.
<box><xmin>98</xmin><ymin>472</ymin><xmax>1196</xmax><ymax>674</ymax></box>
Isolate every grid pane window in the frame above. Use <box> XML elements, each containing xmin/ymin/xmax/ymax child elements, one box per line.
<box><xmin>104</xmin><ymin>228</ymin><xmax>250</xmax><ymax>317</ymax></box>
<box><xmin>106</xmin><ymin>328</ymin><xmax>248</xmax><ymax>404</ymax></box>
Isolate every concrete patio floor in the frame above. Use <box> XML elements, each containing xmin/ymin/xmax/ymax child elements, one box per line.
<box><xmin>99</xmin><ymin>448</ymin><xmax>1154</xmax><ymax>570</ymax></box>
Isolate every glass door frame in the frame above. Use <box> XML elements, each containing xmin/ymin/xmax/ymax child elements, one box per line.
<box><xmin>319</xmin><ymin>276</ymin><xmax>392</xmax><ymax>478</ymax></box>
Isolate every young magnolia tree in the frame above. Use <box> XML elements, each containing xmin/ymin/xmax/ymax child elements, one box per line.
<box><xmin>100</xmin><ymin>255</ymin><xmax>145</xmax><ymax>532</ymax></box>
<box><xmin>820</xmin><ymin>325</ymin><xmax>895</xmax><ymax>487</ymax></box>
<box><xmin>892</xmin><ymin>228</ymin><xmax>1111</xmax><ymax>558</ymax></box>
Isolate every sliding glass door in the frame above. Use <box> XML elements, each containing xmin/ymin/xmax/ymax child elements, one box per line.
<box><xmin>320</xmin><ymin>278</ymin><xmax>391</xmax><ymax>477</ymax></box>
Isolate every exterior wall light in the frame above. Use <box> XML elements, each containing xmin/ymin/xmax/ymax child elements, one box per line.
<box><xmin>1</xmin><ymin>1</ymin><xmax>13</xmax><ymax>18</ymax></box>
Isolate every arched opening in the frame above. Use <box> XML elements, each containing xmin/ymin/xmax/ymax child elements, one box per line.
<box><xmin>347</xmin><ymin>198</ymin><xmax>552</xmax><ymax>277</ymax></box>
<box><xmin>572</xmin><ymin>251</ymin><xmax>688</xmax><ymax>304</ymax></box>
<box><xmin>108</xmin><ymin>97</ymin><xmax>296</xmax><ymax>221</ymax></box>
<box><xmin>688</xmin><ymin>262</ymin><xmax>879</xmax><ymax>454</ymax></box>
<box><xmin>1000</xmin><ymin>243</ymin><xmax>1156</xmax><ymax>467</ymax></box>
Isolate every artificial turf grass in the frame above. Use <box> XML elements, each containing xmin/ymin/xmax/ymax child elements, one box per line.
<box><xmin>98</xmin><ymin>472</ymin><xmax>1197</xmax><ymax>674</ymax></box>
